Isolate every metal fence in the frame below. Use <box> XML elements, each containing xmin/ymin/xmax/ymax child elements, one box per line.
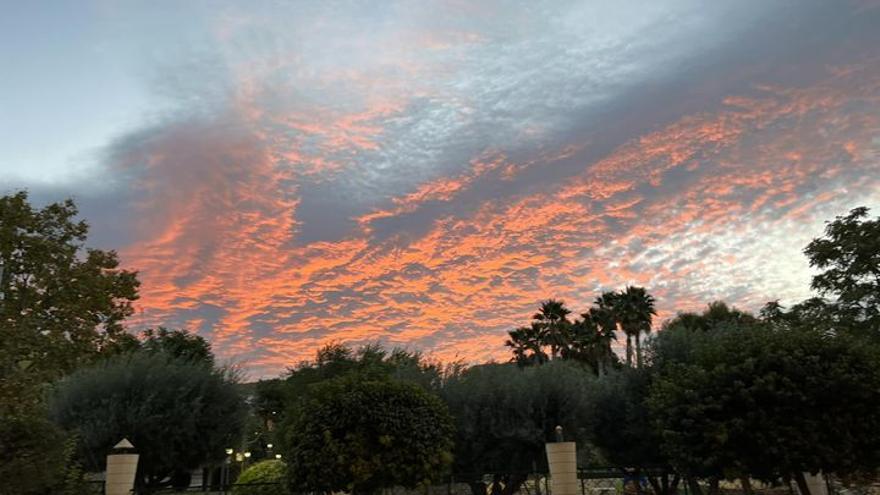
<box><xmin>92</xmin><ymin>470</ymin><xmax>880</xmax><ymax>495</ymax></box>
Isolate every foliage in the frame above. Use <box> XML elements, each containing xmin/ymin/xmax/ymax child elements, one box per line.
<box><xmin>140</xmin><ymin>326</ymin><xmax>215</xmax><ymax>366</ymax></box>
<box><xmin>442</xmin><ymin>361</ymin><xmax>596</xmax><ymax>485</ymax></box>
<box><xmin>0</xmin><ymin>409</ymin><xmax>67</xmax><ymax>495</ymax></box>
<box><xmin>591</xmin><ymin>369</ymin><xmax>664</xmax><ymax>468</ymax></box>
<box><xmin>281</xmin><ymin>377</ymin><xmax>454</xmax><ymax>495</ymax></box>
<box><xmin>651</xmin><ymin>301</ymin><xmax>757</xmax><ymax>368</ymax></box>
<box><xmin>0</xmin><ymin>191</ymin><xmax>139</xmax><ymax>494</ymax></box>
<box><xmin>233</xmin><ymin>460</ymin><xmax>287</xmax><ymax>495</ymax></box>
<box><xmin>505</xmin><ymin>322</ymin><xmax>550</xmax><ymax>366</ymax></box>
<box><xmin>259</xmin><ymin>343</ymin><xmax>444</xmax><ymax>427</ymax></box>
<box><xmin>532</xmin><ymin>299</ymin><xmax>572</xmax><ymax>359</ymax></box>
<box><xmin>0</xmin><ymin>191</ymin><xmax>140</xmax><ymax>381</ymax></box>
<box><xmin>48</xmin><ymin>352</ymin><xmax>245</xmax><ymax>491</ymax></box>
<box><xmin>803</xmin><ymin>206</ymin><xmax>880</xmax><ymax>334</ymax></box>
<box><xmin>506</xmin><ymin>289</ymin><xmax>656</xmax><ymax>372</ymax></box>
<box><xmin>613</xmin><ymin>286</ymin><xmax>657</xmax><ymax>368</ymax></box>
<box><xmin>647</xmin><ymin>323</ymin><xmax>880</xmax><ymax>485</ymax></box>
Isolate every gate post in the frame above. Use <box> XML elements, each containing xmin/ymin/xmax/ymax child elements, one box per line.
<box><xmin>546</xmin><ymin>426</ymin><xmax>578</xmax><ymax>495</ymax></box>
<box><xmin>106</xmin><ymin>438</ymin><xmax>139</xmax><ymax>495</ymax></box>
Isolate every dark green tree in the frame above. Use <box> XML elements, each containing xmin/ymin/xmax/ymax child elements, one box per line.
<box><xmin>255</xmin><ymin>343</ymin><xmax>444</xmax><ymax>441</ymax></box>
<box><xmin>0</xmin><ymin>191</ymin><xmax>140</xmax><ymax>494</ymax></box>
<box><xmin>441</xmin><ymin>361</ymin><xmax>596</xmax><ymax>495</ymax></box>
<box><xmin>0</xmin><ymin>191</ymin><xmax>140</xmax><ymax>380</ymax></box>
<box><xmin>614</xmin><ymin>287</ymin><xmax>656</xmax><ymax>368</ymax></box>
<box><xmin>281</xmin><ymin>377</ymin><xmax>453</xmax><ymax>495</ymax></box>
<box><xmin>49</xmin><ymin>352</ymin><xmax>245</xmax><ymax>492</ymax></box>
<box><xmin>591</xmin><ymin>369</ymin><xmax>676</xmax><ymax>495</ymax></box>
<box><xmin>505</xmin><ymin>322</ymin><xmax>549</xmax><ymax>367</ymax></box>
<box><xmin>0</xmin><ymin>412</ymin><xmax>67</xmax><ymax>495</ymax></box>
<box><xmin>803</xmin><ymin>206</ymin><xmax>880</xmax><ymax>335</ymax></box>
<box><xmin>563</xmin><ymin>314</ymin><xmax>617</xmax><ymax>375</ymax></box>
<box><xmin>531</xmin><ymin>299</ymin><xmax>572</xmax><ymax>360</ymax></box>
<box><xmin>647</xmin><ymin>323</ymin><xmax>880</xmax><ymax>495</ymax></box>
<box><xmin>141</xmin><ymin>327</ymin><xmax>215</xmax><ymax>366</ymax></box>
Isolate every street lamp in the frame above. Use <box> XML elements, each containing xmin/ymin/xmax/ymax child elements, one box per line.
<box><xmin>0</xmin><ymin>258</ymin><xmax>6</xmax><ymax>308</ymax></box>
<box><xmin>266</xmin><ymin>443</ymin><xmax>273</xmax><ymax>449</ymax></box>
<box><xmin>222</xmin><ymin>448</ymin><xmax>234</xmax><ymax>493</ymax></box>
<box><xmin>275</xmin><ymin>454</ymin><xmax>282</xmax><ymax>460</ymax></box>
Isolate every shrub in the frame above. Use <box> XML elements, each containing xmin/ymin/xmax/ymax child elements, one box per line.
<box><xmin>234</xmin><ymin>460</ymin><xmax>287</xmax><ymax>495</ymax></box>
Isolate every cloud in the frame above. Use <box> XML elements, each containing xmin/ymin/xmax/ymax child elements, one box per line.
<box><xmin>6</xmin><ymin>0</ymin><xmax>879</xmax><ymax>377</ymax></box>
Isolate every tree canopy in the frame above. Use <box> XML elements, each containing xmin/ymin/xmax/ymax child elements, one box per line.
<box><xmin>140</xmin><ymin>326</ymin><xmax>215</xmax><ymax>366</ymax></box>
<box><xmin>0</xmin><ymin>191</ymin><xmax>140</xmax><ymax>381</ymax></box>
<box><xmin>442</xmin><ymin>361</ymin><xmax>596</xmax><ymax>494</ymax></box>
<box><xmin>803</xmin><ymin>206</ymin><xmax>880</xmax><ymax>334</ymax></box>
<box><xmin>48</xmin><ymin>352</ymin><xmax>245</xmax><ymax>491</ymax></box>
<box><xmin>647</xmin><ymin>322</ymin><xmax>880</xmax><ymax>494</ymax></box>
<box><xmin>280</xmin><ymin>377</ymin><xmax>454</xmax><ymax>495</ymax></box>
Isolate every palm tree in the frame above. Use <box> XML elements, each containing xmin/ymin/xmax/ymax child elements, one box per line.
<box><xmin>585</xmin><ymin>306</ymin><xmax>618</xmax><ymax>375</ymax></box>
<box><xmin>505</xmin><ymin>322</ymin><xmax>549</xmax><ymax>367</ymax></box>
<box><xmin>615</xmin><ymin>286</ymin><xmax>656</xmax><ymax>368</ymax></box>
<box><xmin>532</xmin><ymin>299</ymin><xmax>572</xmax><ymax>360</ymax></box>
<box><xmin>566</xmin><ymin>314</ymin><xmax>617</xmax><ymax>375</ymax></box>
<box><xmin>594</xmin><ymin>291</ymin><xmax>623</xmax><ymax>365</ymax></box>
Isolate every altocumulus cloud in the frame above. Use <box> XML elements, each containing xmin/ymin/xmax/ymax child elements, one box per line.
<box><xmin>4</xmin><ymin>0</ymin><xmax>880</xmax><ymax>376</ymax></box>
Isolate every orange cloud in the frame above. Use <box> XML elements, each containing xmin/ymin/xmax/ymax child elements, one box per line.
<box><xmin>120</xmin><ymin>60</ymin><xmax>880</xmax><ymax>377</ymax></box>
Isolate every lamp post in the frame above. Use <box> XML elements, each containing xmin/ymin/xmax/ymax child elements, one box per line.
<box><xmin>222</xmin><ymin>448</ymin><xmax>234</xmax><ymax>494</ymax></box>
<box><xmin>0</xmin><ymin>257</ymin><xmax>6</xmax><ymax>309</ymax></box>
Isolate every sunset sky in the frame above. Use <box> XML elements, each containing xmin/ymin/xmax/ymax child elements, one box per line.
<box><xmin>2</xmin><ymin>1</ymin><xmax>879</xmax><ymax>377</ymax></box>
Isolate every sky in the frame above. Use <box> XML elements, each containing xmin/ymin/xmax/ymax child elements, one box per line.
<box><xmin>2</xmin><ymin>0</ymin><xmax>879</xmax><ymax>377</ymax></box>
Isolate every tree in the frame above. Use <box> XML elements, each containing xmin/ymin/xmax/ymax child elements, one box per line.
<box><xmin>141</xmin><ymin>327</ymin><xmax>215</xmax><ymax>366</ymax></box>
<box><xmin>0</xmin><ymin>412</ymin><xmax>67</xmax><ymax>495</ymax></box>
<box><xmin>49</xmin><ymin>352</ymin><xmax>245</xmax><ymax>492</ymax></box>
<box><xmin>531</xmin><ymin>299</ymin><xmax>572</xmax><ymax>360</ymax></box>
<box><xmin>0</xmin><ymin>191</ymin><xmax>140</xmax><ymax>494</ymax></box>
<box><xmin>591</xmin><ymin>369</ymin><xmax>676</xmax><ymax>495</ymax></box>
<box><xmin>803</xmin><ymin>206</ymin><xmax>880</xmax><ymax>335</ymax></box>
<box><xmin>505</xmin><ymin>322</ymin><xmax>549</xmax><ymax>367</ymax></box>
<box><xmin>615</xmin><ymin>286</ymin><xmax>656</xmax><ymax>368</ymax></box>
<box><xmin>251</xmin><ymin>343</ymin><xmax>447</xmax><ymax>471</ymax></box>
<box><xmin>647</xmin><ymin>323</ymin><xmax>880</xmax><ymax>495</ymax></box>
<box><xmin>441</xmin><ymin>361</ymin><xmax>597</xmax><ymax>495</ymax></box>
<box><xmin>506</xmin><ymin>297</ymin><xmax>620</xmax><ymax>374</ymax></box>
<box><xmin>0</xmin><ymin>191</ymin><xmax>140</xmax><ymax>381</ymax></box>
<box><xmin>563</xmin><ymin>314</ymin><xmax>617</xmax><ymax>376</ymax></box>
<box><xmin>280</xmin><ymin>377</ymin><xmax>454</xmax><ymax>495</ymax></box>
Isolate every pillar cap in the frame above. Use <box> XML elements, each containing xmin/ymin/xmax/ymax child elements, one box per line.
<box><xmin>112</xmin><ymin>438</ymin><xmax>137</xmax><ymax>453</ymax></box>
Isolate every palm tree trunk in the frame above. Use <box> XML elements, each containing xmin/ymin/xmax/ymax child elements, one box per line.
<box><xmin>739</xmin><ymin>476</ymin><xmax>753</xmax><ymax>495</ymax></box>
<box><xmin>686</xmin><ymin>477</ymin><xmax>703</xmax><ymax>495</ymax></box>
<box><xmin>626</xmin><ymin>334</ymin><xmax>633</xmax><ymax>367</ymax></box>
<box><xmin>635</xmin><ymin>332</ymin><xmax>642</xmax><ymax>368</ymax></box>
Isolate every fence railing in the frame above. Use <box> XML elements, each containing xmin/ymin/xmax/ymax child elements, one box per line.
<box><xmin>96</xmin><ymin>470</ymin><xmax>880</xmax><ymax>495</ymax></box>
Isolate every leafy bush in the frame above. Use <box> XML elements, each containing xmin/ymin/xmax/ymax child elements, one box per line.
<box><xmin>233</xmin><ymin>460</ymin><xmax>287</xmax><ymax>495</ymax></box>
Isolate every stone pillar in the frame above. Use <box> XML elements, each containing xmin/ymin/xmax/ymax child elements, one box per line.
<box><xmin>106</xmin><ymin>438</ymin><xmax>139</xmax><ymax>495</ymax></box>
<box><xmin>800</xmin><ymin>473</ymin><xmax>828</xmax><ymax>495</ymax></box>
<box><xmin>546</xmin><ymin>442</ymin><xmax>578</xmax><ymax>495</ymax></box>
